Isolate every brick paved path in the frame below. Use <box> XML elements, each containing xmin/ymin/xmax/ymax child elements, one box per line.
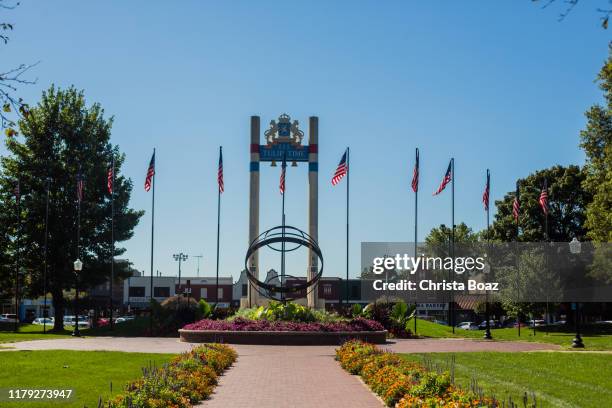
<box><xmin>2</xmin><ymin>337</ymin><xmax>559</xmax><ymax>408</ymax></box>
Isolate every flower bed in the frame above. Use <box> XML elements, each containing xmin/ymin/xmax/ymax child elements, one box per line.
<box><xmin>336</xmin><ymin>340</ymin><xmax>496</xmax><ymax>407</ymax></box>
<box><xmin>108</xmin><ymin>344</ymin><xmax>237</xmax><ymax>408</ymax></box>
<box><xmin>180</xmin><ymin>317</ymin><xmax>387</xmax><ymax>345</ymax></box>
<box><xmin>184</xmin><ymin>317</ymin><xmax>383</xmax><ymax>332</ymax></box>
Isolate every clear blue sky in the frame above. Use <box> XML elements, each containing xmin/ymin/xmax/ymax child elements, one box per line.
<box><xmin>2</xmin><ymin>1</ymin><xmax>610</xmax><ymax>281</ymax></box>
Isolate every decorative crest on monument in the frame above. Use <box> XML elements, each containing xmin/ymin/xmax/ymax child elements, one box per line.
<box><xmin>264</xmin><ymin>113</ymin><xmax>304</xmax><ymax>147</ymax></box>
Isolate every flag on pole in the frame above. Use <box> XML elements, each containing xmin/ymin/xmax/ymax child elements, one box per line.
<box><xmin>107</xmin><ymin>166</ymin><xmax>114</xmax><ymax>194</ymax></box>
<box><xmin>332</xmin><ymin>150</ymin><xmax>348</xmax><ymax>186</ymax></box>
<box><xmin>411</xmin><ymin>148</ymin><xmax>419</xmax><ymax>193</ymax></box>
<box><xmin>482</xmin><ymin>170</ymin><xmax>490</xmax><ymax>210</ymax></box>
<box><xmin>279</xmin><ymin>154</ymin><xmax>286</xmax><ymax>194</ymax></box>
<box><xmin>539</xmin><ymin>180</ymin><xmax>548</xmax><ymax>215</ymax></box>
<box><xmin>513</xmin><ymin>185</ymin><xmax>520</xmax><ymax>222</ymax></box>
<box><xmin>144</xmin><ymin>152</ymin><xmax>155</xmax><ymax>192</ymax></box>
<box><xmin>14</xmin><ymin>180</ymin><xmax>20</xmax><ymax>204</ymax></box>
<box><xmin>76</xmin><ymin>172</ymin><xmax>84</xmax><ymax>202</ymax></box>
<box><xmin>433</xmin><ymin>161</ymin><xmax>452</xmax><ymax>195</ymax></box>
<box><xmin>218</xmin><ymin>147</ymin><xmax>224</xmax><ymax>193</ymax></box>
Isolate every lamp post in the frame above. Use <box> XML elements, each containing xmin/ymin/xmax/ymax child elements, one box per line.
<box><xmin>72</xmin><ymin>258</ymin><xmax>83</xmax><ymax>337</ymax></box>
<box><xmin>569</xmin><ymin>237</ymin><xmax>584</xmax><ymax>348</ymax></box>
<box><xmin>173</xmin><ymin>253</ymin><xmax>188</xmax><ymax>306</ymax></box>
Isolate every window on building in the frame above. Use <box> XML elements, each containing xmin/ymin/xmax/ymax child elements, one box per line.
<box><xmin>218</xmin><ymin>288</ymin><xmax>223</xmax><ymax>300</ymax></box>
<box><xmin>153</xmin><ymin>287</ymin><xmax>170</xmax><ymax>297</ymax></box>
<box><xmin>200</xmin><ymin>288</ymin><xmax>208</xmax><ymax>299</ymax></box>
<box><xmin>323</xmin><ymin>284</ymin><xmax>332</xmax><ymax>295</ymax></box>
<box><xmin>242</xmin><ymin>284</ymin><xmax>248</xmax><ymax>296</ymax></box>
<box><xmin>129</xmin><ymin>286</ymin><xmax>145</xmax><ymax>297</ymax></box>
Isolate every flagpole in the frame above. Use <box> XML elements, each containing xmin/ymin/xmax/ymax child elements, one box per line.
<box><xmin>215</xmin><ymin>146</ymin><xmax>222</xmax><ymax>307</ymax></box>
<box><xmin>451</xmin><ymin>158</ymin><xmax>455</xmax><ymax>334</ymax></box>
<box><xmin>14</xmin><ymin>181</ymin><xmax>20</xmax><ymax>333</ymax></box>
<box><xmin>43</xmin><ymin>178</ymin><xmax>50</xmax><ymax>333</ymax></box>
<box><xmin>544</xmin><ymin>178</ymin><xmax>549</xmax><ymax>334</ymax></box>
<box><xmin>110</xmin><ymin>156</ymin><xmax>115</xmax><ymax>331</ymax></box>
<box><xmin>414</xmin><ymin>148</ymin><xmax>419</xmax><ymax>336</ymax></box>
<box><xmin>484</xmin><ymin>169</ymin><xmax>492</xmax><ymax>340</ymax></box>
<box><xmin>149</xmin><ymin>148</ymin><xmax>155</xmax><ymax>336</ymax></box>
<box><xmin>345</xmin><ymin>147</ymin><xmax>350</xmax><ymax>306</ymax></box>
<box><xmin>516</xmin><ymin>181</ymin><xmax>521</xmax><ymax>337</ymax></box>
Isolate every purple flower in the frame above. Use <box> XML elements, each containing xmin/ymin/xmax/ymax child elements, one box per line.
<box><xmin>183</xmin><ymin>317</ymin><xmax>384</xmax><ymax>332</ymax></box>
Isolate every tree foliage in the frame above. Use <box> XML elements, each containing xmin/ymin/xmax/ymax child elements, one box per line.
<box><xmin>489</xmin><ymin>165</ymin><xmax>590</xmax><ymax>242</ymax></box>
<box><xmin>0</xmin><ymin>1</ymin><xmax>37</xmax><ymax>130</ymax></box>
<box><xmin>0</xmin><ymin>86</ymin><xmax>143</xmax><ymax>330</ymax></box>
<box><xmin>580</xmin><ymin>46</ymin><xmax>612</xmax><ymax>242</ymax></box>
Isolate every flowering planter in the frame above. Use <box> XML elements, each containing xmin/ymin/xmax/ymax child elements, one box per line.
<box><xmin>179</xmin><ymin>329</ymin><xmax>388</xmax><ymax>345</ymax></box>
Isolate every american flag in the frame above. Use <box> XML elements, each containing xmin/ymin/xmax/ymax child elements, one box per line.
<box><xmin>482</xmin><ymin>169</ymin><xmax>490</xmax><ymax>211</ymax></box>
<box><xmin>512</xmin><ymin>184</ymin><xmax>520</xmax><ymax>222</ymax></box>
<box><xmin>539</xmin><ymin>179</ymin><xmax>548</xmax><ymax>216</ymax></box>
<box><xmin>279</xmin><ymin>154</ymin><xmax>286</xmax><ymax>194</ymax></box>
<box><xmin>433</xmin><ymin>160</ymin><xmax>452</xmax><ymax>196</ymax></box>
<box><xmin>218</xmin><ymin>147</ymin><xmax>224</xmax><ymax>193</ymax></box>
<box><xmin>411</xmin><ymin>148</ymin><xmax>419</xmax><ymax>193</ymax></box>
<box><xmin>14</xmin><ymin>180</ymin><xmax>20</xmax><ymax>204</ymax></box>
<box><xmin>332</xmin><ymin>150</ymin><xmax>348</xmax><ymax>186</ymax></box>
<box><xmin>144</xmin><ymin>151</ymin><xmax>155</xmax><ymax>192</ymax></box>
<box><xmin>107</xmin><ymin>164</ymin><xmax>114</xmax><ymax>195</ymax></box>
<box><xmin>76</xmin><ymin>173</ymin><xmax>84</xmax><ymax>202</ymax></box>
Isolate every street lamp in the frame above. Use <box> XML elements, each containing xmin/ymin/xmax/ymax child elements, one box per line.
<box><xmin>173</xmin><ymin>253</ymin><xmax>188</xmax><ymax>306</ymax></box>
<box><xmin>72</xmin><ymin>259</ymin><xmax>83</xmax><ymax>337</ymax></box>
<box><xmin>568</xmin><ymin>238</ymin><xmax>584</xmax><ymax>348</ymax></box>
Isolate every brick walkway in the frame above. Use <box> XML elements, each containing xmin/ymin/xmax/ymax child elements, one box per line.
<box><xmin>2</xmin><ymin>337</ymin><xmax>560</xmax><ymax>408</ymax></box>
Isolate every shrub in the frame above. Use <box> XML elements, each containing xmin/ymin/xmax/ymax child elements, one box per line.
<box><xmin>108</xmin><ymin>344</ymin><xmax>237</xmax><ymax>408</ymax></box>
<box><xmin>335</xmin><ymin>341</ymin><xmax>496</xmax><ymax>407</ymax></box>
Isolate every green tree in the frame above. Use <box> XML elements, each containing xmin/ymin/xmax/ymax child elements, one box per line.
<box><xmin>424</xmin><ymin>222</ymin><xmax>479</xmax><ymax>257</ymax></box>
<box><xmin>0</xmin><ymin>86</ymin><xmax>143</xmax><ymax>330</ymax></box>
<box><xmin>580</xmin><ymin>46</ymin><xmax>612</xmax><ymax>243</ymax></box>
<box><xmin>490</xmin><ymin>165</ymin><xmax>589</xmax><ymax>242</ymax></box>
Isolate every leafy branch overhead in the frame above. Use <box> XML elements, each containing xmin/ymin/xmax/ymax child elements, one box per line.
<box><xmin>0</xmin><ymin>0</ymin><xmax>38</xmax><ymax>131</ymax></box>
<box><xmin>533</xmin><ymin>0</ymin><xmax>612</xmax><ymax>28</ymax></box>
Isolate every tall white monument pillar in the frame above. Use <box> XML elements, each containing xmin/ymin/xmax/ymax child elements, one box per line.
<box><xmin>307</xmin><ymin>116</ymin><xmax>319</xmax><ymax>309</ymax></box>
<box><xmin>247</xmin><ymin>116</ymin><xmax>260</xmax><ymax>307</ymax></box>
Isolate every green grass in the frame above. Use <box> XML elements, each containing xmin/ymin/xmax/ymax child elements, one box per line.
<box><xmin>401</xmin><ymin>352</ymin><xmax>612</xmax><ymax>408</ymax></box>
<box><xmin>0</xmin><ymin>318</ymin><xmax>160</xmax><ymax>344</ymax></box>
<box><xmin>409</xmin><ymin>318</ymin><xmax>612</xmax><ymax>350</ymax></box>
<box><xmin>0</xmin><ymin>350</ymin><xmax>175</xmax><ymax>407</ymax></box>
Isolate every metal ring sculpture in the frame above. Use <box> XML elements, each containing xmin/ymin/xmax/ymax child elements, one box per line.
<box><xmin>244</xmin><ymin>225</ymin><xmax>323</xmax><ymax>301</ymax></box>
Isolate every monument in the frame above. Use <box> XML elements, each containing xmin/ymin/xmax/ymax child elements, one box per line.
<box><xmin>245</xmin><ymin>114</ymin><xmax>321</xmax><ymax>308</ymax></box>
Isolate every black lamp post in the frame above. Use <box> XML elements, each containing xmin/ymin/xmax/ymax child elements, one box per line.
<box><xmin>569</xmin><ymin>238</ymin><xmax>584</xmax><ymax>348</ymax></box>
<box><xmin>173</xmin><ymin>253</ymin><xmax>188</xmax><ymax>306</ymax></box>
<box><xmin>72</xmin><ymin>258</ymin><xmax>83</xmax><ymax>337</ymax></box>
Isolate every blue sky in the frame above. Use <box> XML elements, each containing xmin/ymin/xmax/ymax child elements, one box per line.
<box><xmin>2</xmin><ymin>1</ymin><xmax>610</xmax><ymax>281</ymax></box>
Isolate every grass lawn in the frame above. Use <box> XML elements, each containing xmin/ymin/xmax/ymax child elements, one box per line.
<box><xmin>401</xmin><ymin>352</ymin><xmax>612</xmax><ymax>408</ymax></box>
<box><xmin>0</xmin><ymin>323</ymin><xmax>73</xmax><ymax>344</ymax></box>
<box><xmin>0</xmin><ymin>318</ymin><xmax>160</xmax><ymax>344</ymax></box>
<box><xmin>409</xmin><ymin>318</ymin><xmax>612</xmax><ymax>350</ymax></box>
<box><xmin>0</xmin><ymin>350</ymin><xmax>175</xmax><ymax>407</ymax></box>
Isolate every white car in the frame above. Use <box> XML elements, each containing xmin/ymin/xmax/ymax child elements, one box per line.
<box><xmin>457</xmin><ymin>322</ymin><xmax>479</xmax><ymax>330</ymax></box>
<box><xmin>32</xmin><ymin>318</ymin><xmax>53</xmax><ymax>325</ymax></box>
<box><xmin>0</xmin><ymin>313</ymin><xmax>18</xmax><ymax>323</ymax></box>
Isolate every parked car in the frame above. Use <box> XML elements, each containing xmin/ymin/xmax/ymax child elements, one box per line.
<box><xmin>478</xmin><ymin>320</ymin><xmax>499</xmax><ymax>329</ymax></box>
<box><xmin>528</xmin><ymin>319</ymin><xmax>545</xmax><ymax>327</ymax></box>
<box><xmin>457</xmin><ymin>322</ymin><xmax>479</xmax><ymax>330</ymax></box>
<box><xmin>32</xmin><ymin>317</ymin><xmax>53</xmax><ymax>325</ymax></box>
<box><xmin>0</xmin><ymin>313</ymin><xmax>18</xmax><ymax>323</ymax></box>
